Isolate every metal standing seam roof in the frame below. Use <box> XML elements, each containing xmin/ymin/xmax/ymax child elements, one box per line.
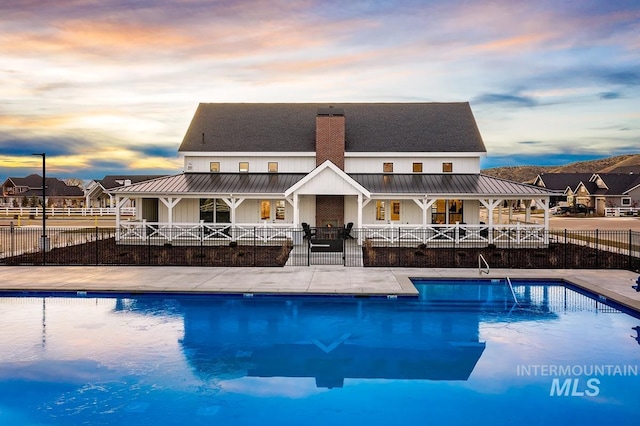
<box><xmin>114</xmin><ymin>173</ymin><xmax>552</xmax><ymax>197</ymax></box>
<box><xmin>114</xmin><ymin>173</ymin><xmax>308</xmax><ymax>195</ymax></box>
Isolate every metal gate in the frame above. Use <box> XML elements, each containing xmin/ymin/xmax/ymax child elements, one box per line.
<box><xmin>308</xmin><ymin>238</ymin><xmax>345</xmax><ymax>265</ymax></box>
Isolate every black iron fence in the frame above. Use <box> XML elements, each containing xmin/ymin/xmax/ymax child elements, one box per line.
<box><xmin>1</xmin><ymin>225</ymin><xmax>639</xmax><ymax>270</ymax></box>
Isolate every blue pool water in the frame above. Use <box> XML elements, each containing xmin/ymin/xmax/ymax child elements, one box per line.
<box><xmin>1</xmin><ymin>280</ymin><xmax>639</xmax><ymax>425</ymax></box>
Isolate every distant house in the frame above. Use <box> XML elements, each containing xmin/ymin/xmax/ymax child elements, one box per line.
<box><xmin>111</xmin><ymin>103</ymin><xmax>553</xmax><ymax>246</ymax></box>
<box><xmin>84</xmin><ymin>175</ymin><xmax>166</xmax><ymax>208</ymax></box>
<box><xmin>533</xmin><ymin>172</ymin><xmax>640</xmax><ymax>214</ymax></box>
<box><xmin>1</xmin><ymin>174</ymin><xmax>84</xmax><ymax>208</ymax></box>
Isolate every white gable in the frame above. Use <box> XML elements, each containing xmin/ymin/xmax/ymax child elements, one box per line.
<box><xmin>285</xmin><ymin>160</ymin><xmax>370</xmax><ymax>197</ymax></box>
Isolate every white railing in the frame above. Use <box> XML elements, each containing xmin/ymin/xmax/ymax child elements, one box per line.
<box><xmin>117</xmin><ymin>221</ymin><xmax>298</xmax><ymax>244</ymax></box>
<box><xmin>114</xmin><ymin>221</ymin><xmax>547</xmax><ymax>246</ymax></box>
<box><xmin>361</xmin><ymin>223</ymin><xmax>546</xmax><ymax>245</ymax></box>
<box><xmin>604</xmin><ymin>207</ymin><xmax>639</xmax><ymax>217</ymax></box>
<box><xmin>0</xmin><ymin>207</ymin><xmax>136</xmax><ymax>217</ymax></box>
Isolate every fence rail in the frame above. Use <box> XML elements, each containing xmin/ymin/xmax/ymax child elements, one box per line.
<box><xmin>1</xmin><ymin>226</ymin><xmax>639</xmax><ymax>269</ymax></box>
<box><xmin>0</xmin><ymin>207</ymin><xmax>136</xmax><ymax>217</ymax></box>
<box><xmin>604</xmin><ymin>207</ymin><xmax>640</xmax><ymax>217</ymax></box>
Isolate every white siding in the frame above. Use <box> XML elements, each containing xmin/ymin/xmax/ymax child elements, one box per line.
<box><xmin>345</xmin><ymin>156</ymin><xmax>480</xmax><ymax>174</ymax></box>
<box><xmin>184</xmin><ymin>155</ymin><xmax>316</xmax><ymax>173</ymax></box>
<box><xmin>294</xmin><ymin>167</ymin><xmax>362</xmax><ymax>195</ymax></box>
<box><xmin>298</xmin><ymin>195</ymin><xmax>316</xmax><ymax>226</ymax></box>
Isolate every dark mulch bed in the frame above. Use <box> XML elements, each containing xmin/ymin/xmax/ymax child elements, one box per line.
<box><xmin>4</xmin><ymin>238</ymin><xmax>293</xmax><ymax>267</ymax></box>
<box><xmin>362</xmin><ymin>243</ymin><xmax>639</xmax><ymax>270</ymax></box>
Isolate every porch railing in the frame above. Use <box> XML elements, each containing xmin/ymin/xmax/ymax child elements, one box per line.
<box><xmin>361</xmin><ymin>222</ymin><xmax>546</xmax><ymax>245</ymax></box>
<box><xmin>115</xmin><ymin>221</ymin><xmax>546</xmax><ymax>246</ymax></box>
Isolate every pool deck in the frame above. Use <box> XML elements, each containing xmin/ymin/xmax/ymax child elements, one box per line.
<box><xmin>1</xmin><ymin>266</ymin><xmax>639</xmax><ymax>313</ymax></box>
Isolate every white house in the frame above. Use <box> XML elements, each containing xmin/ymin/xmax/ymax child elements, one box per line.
<box><xmin>113</xmin><ymin>103</ymin><xmax>551</xmax><ymax>245</ymax></box>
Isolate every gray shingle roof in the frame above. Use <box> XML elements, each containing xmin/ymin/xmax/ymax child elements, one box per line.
<box><xmin>537</xmin><ymin>172</ymin><xmax>640</xmax><ymax>196</ymax></box>
<box><xmin>115</xmin><ymin>173</ymin><xmax>550</xmax><ymax>197</ymax></box>
<box><xmin>179</xmin><ymin>103</ymin><xmax>486</xmax><ymax>153</ymax></box>
<box><xmin>535</xmin><ymin>173</ymin><xmax>593</xmax><ymax>192</ymax></box>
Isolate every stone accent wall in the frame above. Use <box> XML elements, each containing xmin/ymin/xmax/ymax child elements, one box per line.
<box><xmin>315</xmin><ymin>115</ymin><xmax>345</xmax><ymax>169</ymax></box>
<box><xmin>316</xmin><ymin>195</ymin><xmax>344</xmax><ymax>227</ymax></box>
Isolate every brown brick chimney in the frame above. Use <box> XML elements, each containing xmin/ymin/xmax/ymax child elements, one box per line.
<box><xmin>315</xmin><ymin>107</ymin><xmax>345</xmax><ymax>170</ymax></box>
<box><xmin>315</xmin><ymin>107</ymin><xmax>346</xmax><ymax>226</ymax></box>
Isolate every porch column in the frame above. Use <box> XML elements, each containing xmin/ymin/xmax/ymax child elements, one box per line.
<box><xmin>221</xmin><ymin>197</ymin><xmax>245</xmax><ymax>227</ymax></box>
<box><xmin>413</xmin><ymin>197</ymin><xmax>437</xmax><ymax>226</ymax></box>
<box><xmin>293</xmin><ymin>193</ymin><xmax>299</xmax><ymax>226</ymax></box>
<box><xmin>480</xmin><ymin>199</ymin><xmax>502</xmax><ymax>243</ymax></box>
<box><xmin>523</xmin><ymin>200</ymin><xmax>532</xmax><ymax>223</ymax></box>
<box><xmin>159</xmin><ymin>197</ymin><xmax>180</xmax><ymax>226</ymax></box>
<box><xmin>115</xmin><ymin>196</ymin><xmax>121</xmax><ymax>235</ymax></box>
<box><xmin>357</xmin><ymin>193</ymin><xmax>363</xmax><ymax>244</ymax></box>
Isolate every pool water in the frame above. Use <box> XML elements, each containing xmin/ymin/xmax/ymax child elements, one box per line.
<box><xmin>1</xmin><ymin>280</ymin><xmax>639</xmax><ymax>425</ymax></box>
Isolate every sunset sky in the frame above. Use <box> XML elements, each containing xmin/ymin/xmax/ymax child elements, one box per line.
<box><xmin>1</xmin><ymin>0</ymin><xmax>638</xmax><ymax>183</ymax></box>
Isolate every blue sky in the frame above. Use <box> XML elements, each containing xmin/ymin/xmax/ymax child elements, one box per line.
<box><xmin>1</xmin><ymin>0</ymin><xmax>638</xmax><ymax>182</ymax></box>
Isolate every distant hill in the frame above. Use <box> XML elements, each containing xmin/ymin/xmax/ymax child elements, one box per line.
<box><xmin>481</xmin><ymin>154</ymin><xmax>640</xmax><ymax>183</ymax></box>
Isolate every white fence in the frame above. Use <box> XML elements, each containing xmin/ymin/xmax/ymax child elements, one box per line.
<box><xmin>0</xmin><ymin>207</ymin><xmax>136</xmax><ymax>217</ymax></box>
<box><xmin>604</xmin><ymin>207</ymin><xmax>639</xmax><ymax>217</ymax></box>
<box><xmin>116</xmin><ymin>221</ymin><xmax>547</xmax><ymax>246</ymax></box>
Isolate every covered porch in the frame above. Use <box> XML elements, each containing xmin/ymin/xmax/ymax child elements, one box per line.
<box><xmin>112</xmin><ymin>167</ymin><xmax>552</xmax><ymax>248</ymax></box>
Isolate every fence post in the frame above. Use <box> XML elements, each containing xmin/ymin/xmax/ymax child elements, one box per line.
<box><xmin>200</xmin><ymin>225</ymin><xmax>204</xmax><ymax>267</ymax></box>
<box><xmin>629</xmin><ymin>229</ymin><xmax>633</xmax><ymax>271</ymax></box>
<box><xmin>10</xmin><ymin>221</ymin><xmax>15</xmax><ymax>259</ymax></box>
<box><xmin>147</xmin><ymin>231</ymin><xmax>151</xmax><ymax>266</ymax></box>
<box><xmin>95</xmin><ymin>226</ymin><xmax>99</xmax><ymax>265</ymax></box>
<box><xmin>595</xmin><ymin>229</ymin><xmax>599</xmax><ymax>268</ymax></box>
<box><xmin>254</xmin><ymin>227</ymin><xmax>257</xmax><ymax>267</ymax></box>
<box><xmin>564</xmin><ymin>229</ymin><xmax>567</xmax><ymax>269</ymax></box>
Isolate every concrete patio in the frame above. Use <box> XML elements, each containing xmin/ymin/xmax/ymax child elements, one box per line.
<box><xmin>1</xmin><ymin>266</ymin><xmax>639</xmax><ymax>314</ymax></box>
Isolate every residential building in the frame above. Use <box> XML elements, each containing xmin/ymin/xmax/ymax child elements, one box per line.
<box><xmin>534</xmin><ymin>172</ymin><xmax>640</xmax><ymax>215</ymax></box>
<box><xmin>113</xmin><ymin>103</ymin><xmax>552</xmax><ymax>245</ymax></box>
<box><xmin>85</xmin><ymin>175</ymin><xmax>166</xmax><ymax>208</ymax></box>
<box><xmin>1</xmin><ymin>174</ymin><xmax>84</xmax><ymax>208</ymax></box>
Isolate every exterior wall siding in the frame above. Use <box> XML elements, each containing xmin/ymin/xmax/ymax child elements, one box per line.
<box><xmin>345</xmin><ymin>157</ymin><xmax>480</xmax><ymax>174</ymax></box>
<box><xmin>184</xmin><ymin>156</ymin><xmax>316</xmax><ymax>173</ymax></box>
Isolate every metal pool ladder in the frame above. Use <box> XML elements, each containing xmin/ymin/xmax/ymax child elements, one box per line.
<box><xmin>506</xmin><ymin>277</ymin><xmax>520</xmax><ymax>306</ymax></box>
<box><xmin>478</xmin><ymin>254</ymin><xmax>490</xmax><ymax>275</ymax></box>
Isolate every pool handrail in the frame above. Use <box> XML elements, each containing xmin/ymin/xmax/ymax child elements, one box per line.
<box><xmin>506</xmin><ymin>276</ymin><xmax>520</xmax><ymax>306</ymax></box>
<box><xmin>478</xmin><ymin>254</ymin><xmax>490</xmax><ymax>275</ymax></box>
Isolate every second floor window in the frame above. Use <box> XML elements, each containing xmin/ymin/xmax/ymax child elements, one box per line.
<box><xmin>268</xmin><ymin>162</ymin><xmax>278</xmax><ymax>173</ymax></box>
<box><xmin>383</xmin><ymin>162</ymin><xmax>393</xmax><ymax>173</ymax></box>
<box><xmin>412</xmin><ymin>162</ymin><xmax>423</xmax><ymax>173</ymax></box>
<box><xmin>239</xmin><ymin>162</ymin><xmax>249</xmax><ymax>172</ymax></box>
<box><xmin>210</xmin><ymin>162</ymin><xmax>220</xmax><ymax>172</ymax></box>
<box><xmin>442</xmin><ymin>162</ymin><xmax>453</xmax><ymax>173</ymax></box>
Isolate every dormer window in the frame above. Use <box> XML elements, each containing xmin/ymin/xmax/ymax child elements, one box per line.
<box><xmin>239</xmin><ymin>162</ymin><xmax>249</xmax><ymax>173</ymax></box>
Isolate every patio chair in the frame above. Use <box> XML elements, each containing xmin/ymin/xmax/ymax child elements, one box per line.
<box><xmin>340</xmin><ymin>222</ymin><xmax>354</xmax><ymax>240</ymax></box>
<box><xmin>302</xmin><ymin>222</ymin><xmax>316</xmax><ymax>240</ymax></box>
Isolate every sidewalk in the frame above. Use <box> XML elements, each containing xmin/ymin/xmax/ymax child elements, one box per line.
<box><xmin>1</xmin><ymin>266</ymin><xmax>639</xmax><ymax>313</ymax></box>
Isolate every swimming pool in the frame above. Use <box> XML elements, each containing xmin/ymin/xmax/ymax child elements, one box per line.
<box><xmin>1</xmin><ymin>280</ymin><xmax>638</xmax><ymax>425</ymax></box>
